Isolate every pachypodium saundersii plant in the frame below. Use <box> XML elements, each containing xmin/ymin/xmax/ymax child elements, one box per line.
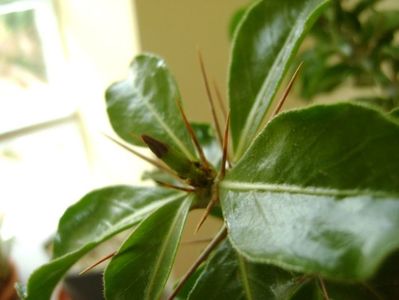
<box><xmin>20</xmin><ymin>0</ymin><xmax>399</xmax><ymax>299</ymax></box>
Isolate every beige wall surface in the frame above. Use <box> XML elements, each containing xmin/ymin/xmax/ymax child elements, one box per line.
<box><xmin>135</xmin><ymin>0</ymin><xmax>249</xmax><ymax>123</ymax></box>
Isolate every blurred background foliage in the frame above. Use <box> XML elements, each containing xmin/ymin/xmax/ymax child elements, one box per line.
<box><xmin>230</xmin><ymin>0</ymin><xmax>399</xmax><ymax>110</ymax></box>
<box><xmin>0</xmin><ymin>9</ymin><xmax>47</xmax><ymax>86</ymax></box>
<box><xmin>299</xmin><ymin>0</ymin><xmax>399</xmax><ymax>110</ymax></box>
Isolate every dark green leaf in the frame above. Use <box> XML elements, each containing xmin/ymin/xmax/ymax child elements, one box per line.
<box><xmin>228</xmin><ymin>6</ymin><xmax>247</xmax><ymax>41</ymax></box>
<box><xmin>186</xmin><ymin>240</ymin><xmax>388</xmax><ymax>300</ymax></box>
<box><xmin>188</xmin><ymin>240</ymin><xmax>305</xmax><ymax>300</ymax></box>
<box><xmin>20</xmin><ymin>252</ymin><xmax>89</xmax><ymax>300</ymax></box>
<box><xmin>174</xmin><ymin>266</ymin><xmax>205</xmax><ymax>300</ymax></box>
<box><xmin>292</xmin><ymin>262</ymin><xmax>399</xmax><ymax>300</ymax></box>
<box><xmin>229</xmin><ymin>0</ymin><xmax>330</xmax><ymax>160</ymax></box>
<box><xmin>221</xmin><ymin>103</ymin><xmax>399</xmax><ymax>280</ymax></box>
<box><xmin>54</xmin><ymin>186</ymin><xmax>182</xmax><ymax>257</ymax></box>
<box><xmin>104</xmin><ymin>195</ymin><xmax>192</xmax><ymax>299</ymax></box>
<box><xmin>106</xmin><ymin>54</ymin><xmax>196</xmax><ymax>160</ymax></box>
<box><xmin>23</xmin><ymin>186</ymin><xmax>184</xmax><ymax>300</ymax></box>
<box><xmin>291</xmin><ymin>280</ymin><xmax>372</xmax><ymax>300</ymax></box>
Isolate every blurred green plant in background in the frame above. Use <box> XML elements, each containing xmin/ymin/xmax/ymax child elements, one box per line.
<box><xmin>0</xmin><ymin>9</ymin><xmax>47</xmax><ymax>86</ymax></box>
<box><xmin>230</xmin><ymin>0</ymin><xmax>399</xmax><ymax>110</ymax></box>
<box><xmin>299</xmin><ymin>0</ymin><xmax>399</xmax><ymax>109</ymax></box>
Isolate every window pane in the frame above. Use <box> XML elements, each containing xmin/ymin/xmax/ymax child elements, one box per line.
<box><xmin>0</xmin><ymin>121</ymin><xmax>91</xmax><ymax>281</ymax></box>
<box><xmin>0</xmin><ymin>3</ymin><xmax>73</xmax><ymax>134</ymax></box>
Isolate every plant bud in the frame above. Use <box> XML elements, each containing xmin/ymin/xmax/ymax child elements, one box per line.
<box><xmin>141</xmin><ymin>135</ymin><xmax>211</xmax><ymax>186</ymax></box>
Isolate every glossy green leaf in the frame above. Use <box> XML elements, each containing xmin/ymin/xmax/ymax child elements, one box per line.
<box><xmin>291</xmin><ymin>261</ymin><xmax>399</xmax><ymax>300</ymax></box>
<box><xmin>291</xmin><ymin>251</ymin><xmax>399</xmax><ymax>300</ymax></box>
<box><xmin>104</xmin><ymin>195</ymin><xmax>192</xmax><ymax>300</ymax></box>
<box><xmin>188</xmin><ymin>240</ymin><xmax>304</xmax><ymax>300</ymax></box>
<box><xmin>187</xmin><ymin>241</ymin><xmax>388</xmax><ymax>300</ymax></box>
<box><xmin>174</xmin><ymin>266</ymin><xmax>205</xmax><ymax>300</ymax></box>
<box><xmin>106</xmin><ymin>54</ymin><xmax>196</xmax><ymax>160</ymax></box>
<box><xmin>221</xmin><ymin>103</ymin><xmax>399</xmax><ymax>280</ymax></box>
<box><xmin>228</xmin><ymin>6</ymin><xmax>247</xmax><ymax>40</ymax></box>
<box><xmin>22</xmin><ymin>186</ymin><xmax>184</xmax><ymax>300</ymax></box>
<box><xmin>291</xmin><ymin>280</ymin><xmax>372</xmax><ymax>300</ymax></box>
<box><xmin>229</xmin><ymin>0</ymin><xmax>330</xmax><ymax>160</ymax></box>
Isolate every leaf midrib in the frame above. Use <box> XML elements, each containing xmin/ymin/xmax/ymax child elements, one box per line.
<box><xmin>142</xmin><ymin>96</ymin><xmax>195</xmax><ymax>160</ymax></box>
<box><xmin>234</xmin><ymin>14</ymin><xmax>302</xmax><ymax>159</ymax></box>
<box><xmin>237</xmin><ymin>255</ymin><xmax>254</xmax><ymax>300</ymax></box>
<box><xmin>221</xmin><ymin>180</ymin><xmax>395</xmax><ymax>198</ymax></box>
<box><xmin>234</xmin><ymin>0</ymin><xmax>329</xmax><ymax>160</ymax></box>
<box><xmin>56</xmin><ymin>193</ymin><xmax>184</xmax><ymax>257</ymax></box>
<box><xmin>143</xmin><ymin>198</ymin><xmax>189</xmax><ymax>300</ymax></box>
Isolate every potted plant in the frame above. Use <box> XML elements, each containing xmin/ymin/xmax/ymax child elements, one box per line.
<box><xmin>0</xmin><ymin>217</ymin><xmax>17</xmax><ymax>300</ymax></box>
<box><xmin>19</xmin><ymin>0</ymin><xmax>399</xmax><ymax>299</ymax></box>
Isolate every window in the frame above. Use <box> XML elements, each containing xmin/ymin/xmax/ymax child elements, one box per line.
<box><xmin>0</xmin><ymin>0</ymin><xmax>90</xmax><ymax>282</ymax></box>
<box><xmin>0</xmin><ymin>0</ymin><xmax>73</xmax><ymax>133</ymax></box>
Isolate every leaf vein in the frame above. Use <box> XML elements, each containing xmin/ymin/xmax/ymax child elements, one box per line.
<box><xmin>237</xmin><ymin>255</ymin><xmax>254</xmax><ymax>300</ymax></box>
<box><xmin>221</xmin><ymin>181</ymin><xmax>392</xmax><ymax>198</ymax></box>
<box><xmin>143</xmin><ymin>198</ymin><xmax>188</xmax><ymax>300</ymax></box>
<box><xmin>142</xmin><ymin>100</ymin><xmax>195</xmax><ymax>160</ymax></box>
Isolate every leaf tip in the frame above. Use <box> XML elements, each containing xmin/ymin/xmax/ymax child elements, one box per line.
<box><xmin>142</xmin><ymin>135</ymin><xmax>169</xmax><ymax>158</ymax></box>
